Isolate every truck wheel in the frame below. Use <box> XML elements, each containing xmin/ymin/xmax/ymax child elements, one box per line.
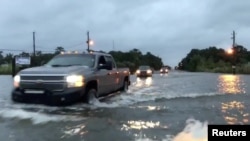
<box><xmin>121</xmin><ymin>80</ymin><xmax>129</xmax><ymax>92</ymax></box>
<box><xmin>85</xmin><ymin>88</ymin><xmax>98</xmax><ymax>104</ymax></box>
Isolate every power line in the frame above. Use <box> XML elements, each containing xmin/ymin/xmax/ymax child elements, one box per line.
<box><xmin>67</xmin><ymin>42</ymin><xmax>85</xmax><ymax>48</ymax></box>
<box><xmin>38</xmin><ymin>50</ymin><xmax>55</xmax><ymax>53</ymax></box>
<box><xmin>1</xmin><ymin>31</ymin><xmax>88</xmax><ymax>54</ymax></box>
<box><xmin>0</xmin><ymin>49</ymin><xmax>27</xmax><ymax>52</ymax></box>
<box><xmin>0</xmin><ymin>48</ymin><xmax>55</xmax><ymax>53</ymax></box>
<box><xmin>35</xmin><ymin>45</ymin><xmax>50</xmax><ymax>49</ymax></box>
<box><xmin>34</xmin><ymin>41</ymin><xmax>85</xmax><ymax>50</ymax></box>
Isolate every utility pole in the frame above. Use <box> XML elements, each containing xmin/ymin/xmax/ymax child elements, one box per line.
<box><xmin>87</xmin><ymin>31</ymin><xmax>90</xmax><ymax>53</ymax></box>
<box><xmin>112</xmin><ymin>40</ymin><xmax>115</xmax><ymax>50</ymax></box>
<box><xmin>232</xmin><ymin>30</ymin><xmax>236</xmax><ymax>47</ymax></box>
<box><xmin>33</xmin><ymin>31</ymin><xmax>36</xmax><ymax>56</ymax></box>
<box><xmin>231</xmin><ymin>30</ymin><xmax>236</xmax><ymax>74</ymax></box>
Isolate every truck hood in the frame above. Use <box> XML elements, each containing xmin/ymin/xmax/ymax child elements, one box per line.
<box><xmin>19</xmin><ymin>65</ymin><xmax>91</xmax><ymax>75</ymax></box>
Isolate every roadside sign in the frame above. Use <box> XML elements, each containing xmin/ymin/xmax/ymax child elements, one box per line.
<box><xmin>15</xmin><ymin>56</ymin><xmax>31</xmax><ymax>65</ymax></box>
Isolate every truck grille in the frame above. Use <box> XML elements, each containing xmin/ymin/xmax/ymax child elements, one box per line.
<box><xmin>20</xmin><ymin>82</ymin><xmax>65</xmax><ymax>91</ymax></box>
<box><xmin>21</xmin><ymin>76</ymin><xmax>65</xmax><ymax>81</ymax></box>
<box><xmin>20</xmin><ymin>75</ymin><xmax>66</xmax><ymax>91</ymax></box>
<box><xmin>140</xmin><ymin>71</ymin><xmax>147</xmax><ymax>75</ymax></box>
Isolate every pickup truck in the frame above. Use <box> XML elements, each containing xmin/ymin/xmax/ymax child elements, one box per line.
<box><xmin>11</xmin><ymin>51</ymin><xmax>130</xmax><ymax>105</ymax></box>
<box><xmin>135</xmin><ymin>65</ymin><xmax>153</xmax><ymax>77</ymax></box>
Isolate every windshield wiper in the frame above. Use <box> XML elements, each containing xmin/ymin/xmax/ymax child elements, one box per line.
<box><xmin>51</xmin><ymin>64</ymin><xmax>71</xmax><ymax>67</ymax></box>
<box><xmin>51</xmin><ymin>64</ymin><xmax>82</xmax><ymax>67</ymax></box>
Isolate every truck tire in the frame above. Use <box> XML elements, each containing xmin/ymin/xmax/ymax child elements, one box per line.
<box><xmin>85</xmin><ymin>88</ymin><xmax>98</xmax><ymax>104</ymax></box>
<box><xmin>121</xmin><ymin>80</ymin><xmax>129</xmax><ymax>92</ymax></box>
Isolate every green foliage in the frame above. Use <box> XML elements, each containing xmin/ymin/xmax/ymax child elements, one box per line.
<box><xmin>31</xmin><ymin>53</ymin><xmax>55</xmax><ymax>67</ymax></box>
<box><xmin>0</xmin><ymin>65</ymin><xmax>12</xmax><ymax>74</ymax></box>
<box><xmin>0</xmin><ymin>47</ymin><xmax>164</xmax><ymax>74</ymax></box>
<box><xmin>55</xmin><ymin>46</ymin><xmax>65</xmax><ymax>55</ymax></box>
<box><xmin>109</xmin><ymin>49</ymin><xmax>164</xmax><ymax>73</ymax></box>
<box><xmin>178</xmin><ymin>45</ymin><xmax>250</xmax><ymax>74</ymax></box>
<box><xmin>0</xmin><ymin>47</ymin><xmax>62</xmax><ymax>74</ymax></box>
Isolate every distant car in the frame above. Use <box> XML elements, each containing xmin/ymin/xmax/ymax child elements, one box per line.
<box><xmin>136</xmin><ymin>65</ymin><xmax>153</xmax><ymax>77</ymax></box>
<box><xmin>160</xmin><ymin>66</ymin><xmax>169</xmax><ymax>74</ymax></box>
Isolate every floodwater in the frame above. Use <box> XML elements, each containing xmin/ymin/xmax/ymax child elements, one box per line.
<box><xmin>0</xmin><ymin>71</ymin><xmax>249</xmax><ymax>141</ymax></box>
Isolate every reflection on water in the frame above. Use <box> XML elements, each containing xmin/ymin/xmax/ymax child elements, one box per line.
<box><xmin>160</xmin><ymin>73</ymin><xmax>168</xmax><ymax>77</ymax></box>
<box><xmin>217</xmin><ymin>75</ymin><xmax>246</xmax><ymax>94</ymax></box>
<box><xmin>221</xmin><ymin>101</ymin><xmax>249</xmax><ymax>124</ymax></box>
<box><xmin>135</xmin><ymin>77</ymin><xmax>153</xmax><ymax>87</ymax></box>
<box><xmin>62</xmin><ymin>123</ymin><xmax>87</xmax><ymax>138</ymax></box>
<box><xmin>133</xmin><ymin>105</ymin><xmax>167</xmax><ymax>111</ymax></box>
<box><xmin>147</xmin><ymin>106</ymin><xmax>160</xmax><ymax>111</ymax></box>
<box><xmin>121</xmin><ymin>120</ymin><xmax>161</xmax><ymax>130</ymax></box>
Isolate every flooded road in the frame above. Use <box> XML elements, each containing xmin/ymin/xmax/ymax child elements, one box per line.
<box><xmin>0</xmin><ymin>71</ymin><xmax>249</xmax><ymax>141</ymax></box>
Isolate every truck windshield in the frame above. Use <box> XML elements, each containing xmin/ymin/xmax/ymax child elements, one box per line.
<box><xmin>139</xmin><ymin>66</ymin><xmax>150</xmax><ymax>70</ymax></box>
<box><xmin>46</xmin><ymin>54</ymin><xmax>95</xmax><ymax>67</ymax></box>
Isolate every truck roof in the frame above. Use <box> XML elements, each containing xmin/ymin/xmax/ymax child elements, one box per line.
<box><xmin>89</xmin><ymin>51</ymin><xmax>111</xmax><ymax>56</ymax></box>
<box><xmin>58</xmin><ymin>50</ymin><xmax>111</xmax><ymax>57</ymax></box>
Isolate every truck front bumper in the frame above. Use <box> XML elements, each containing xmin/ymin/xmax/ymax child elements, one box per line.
<box><xmin>11</xmin><ymin>87</ymin><xmax>85</xmax><ymax>106</ymax></box>
<box><xmin>136</xmin><ymin>73</ymin><xmax>152</xmax><ymax>77</ymax></box>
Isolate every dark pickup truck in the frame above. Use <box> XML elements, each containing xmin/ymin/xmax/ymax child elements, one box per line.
<box><xmin>11</xmin><ymin>51</ymin><xmax>130</xmax><ymax>105</ymax></box>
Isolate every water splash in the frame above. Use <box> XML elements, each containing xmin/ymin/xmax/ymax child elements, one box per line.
<box><xmin>135</xmin><ymin>118</ymin><xmax>208</xmax><ymax>141</ymax></box>
<box><xmin>0</xmin><ymin>109</ymin><xmax>84</xmax><ymax>124</ymax></box>
<box><xmin>172</xmin><ymin>118</ymin><xmax>208</xmax><ymax>141</ymax></box>
<box><xmin>89</xmin><ymin>88</ymin><xmax>222</xmax><ymax>108</ymax></box>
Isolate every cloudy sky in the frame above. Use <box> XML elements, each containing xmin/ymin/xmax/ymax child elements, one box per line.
<box><xmin>1</xmin><ymin>0</ymin><xmax>250</xmax><ymax>67</ymax></box>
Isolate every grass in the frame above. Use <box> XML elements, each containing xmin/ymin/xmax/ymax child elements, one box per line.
<box><xmin>237</xmin><ymin>64</ymin><xmax>250</xmax><ymax>74</ymax></box>
<box><xmin>0</xmin><ymin>65</ymin><xmax>25</xmax><ymax>75</ymax></box>
<box><xmin>0</xmin><ymin>65</ymin><xmax>12</xmax><ymax>75</ymax></box>
<box><xmin>205</xmin><ymin>65</ymin><xmax>250</xmax><ymax>74</ymax></box>
<box><xmin>185</xmin><ymin>63</ymin><xmax>250</xmax><ymax>75</ymax></box>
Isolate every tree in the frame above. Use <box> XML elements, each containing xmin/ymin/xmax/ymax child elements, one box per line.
<box><xmin>178</xmin><ymin>45</ymin><xmax>250</xmax><ymax>72</ymax></box>
<box><xmin>0</xmin><ymin>51</ymin><xmax>4</xmax><ymax>64</ymax></box>
<box><xmin>55</xmin><ymin>46</ymin><xmax>65</xmax><ymax>55</ymax></box>
<box><xmin>4</xmin><ymin>53</ymin><xmax>13</xmax><ymax>64</ymax></box>
<box><xmin>109</xmin><ymin>49</ymin><xmax>164</xmax><ymax>73</ymax></box>
<box><xmin>19</xmin><ymin>52</ymin><xmax>30</xmax><ymax>57</ymax></box>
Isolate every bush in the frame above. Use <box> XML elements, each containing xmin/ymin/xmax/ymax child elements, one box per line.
<box><xmin>238</xmin><ymin>65</ymin><xmax>250</xmax><ymax>74</ymax></box>
<box><xmin>0</xmin><ymin>65</ymin><xmax>12</xmax><ymax>74</ymax></box>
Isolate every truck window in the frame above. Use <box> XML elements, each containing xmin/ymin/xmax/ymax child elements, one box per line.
<box><xmin>104</xmin><ymin>56</ymin><xmax>116</xmax><ymax>69</ymax></box>
<box><xmin>139</xmin><ymin>66</ymin><xmax>150</xmax><ymax>70</ymax></box>
<box><xmin>46</xmin><ymin>54</ymin><xmax>95</xmax><ymax>67</ymax></box>
<box><xmin>98</xmin><ymin>56</ymin><xmax>106</xmax><ymax>66</ymax></box>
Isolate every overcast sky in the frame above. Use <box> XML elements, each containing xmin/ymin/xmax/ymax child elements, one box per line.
<box><xmin>1</xmin><ymin>0</ymin><xmax>250</xmax><ymax>67</ymax></box>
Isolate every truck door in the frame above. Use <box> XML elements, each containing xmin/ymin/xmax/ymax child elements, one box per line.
<box><xmin>104</xmin><ymin>55</ymin><xmax>120</xmax><ymax>92</ymax></box>
<box><xmin>96</xmin><ymin>55</ymin><xmax>113</xmax><ymax>95</ymax></box>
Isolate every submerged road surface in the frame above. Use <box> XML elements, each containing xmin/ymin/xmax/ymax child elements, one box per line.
<box><xmin>0</xmin><ymin>71</ymin><xmax>249</xmax><ymax>141</ymax></box>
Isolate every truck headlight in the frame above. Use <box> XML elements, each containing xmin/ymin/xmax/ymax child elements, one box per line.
<box><xmin>13</xmin><ymin>75</ymin><xmax>20</xmax><ymax>88</ymax></box>
<box><xmin>147</xmin><ymin>69</ymin><xmax>152</xmax><ymax>74</ymax></box>
<box><xmin>136</xmin><ymin>70</ymin><xmax>140</xmax><ymax>74</ymax></box>
<box><xmin>66</xmin><ymin>75</ymin><xmax>84</xmax><ymax>87</ymax></box>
